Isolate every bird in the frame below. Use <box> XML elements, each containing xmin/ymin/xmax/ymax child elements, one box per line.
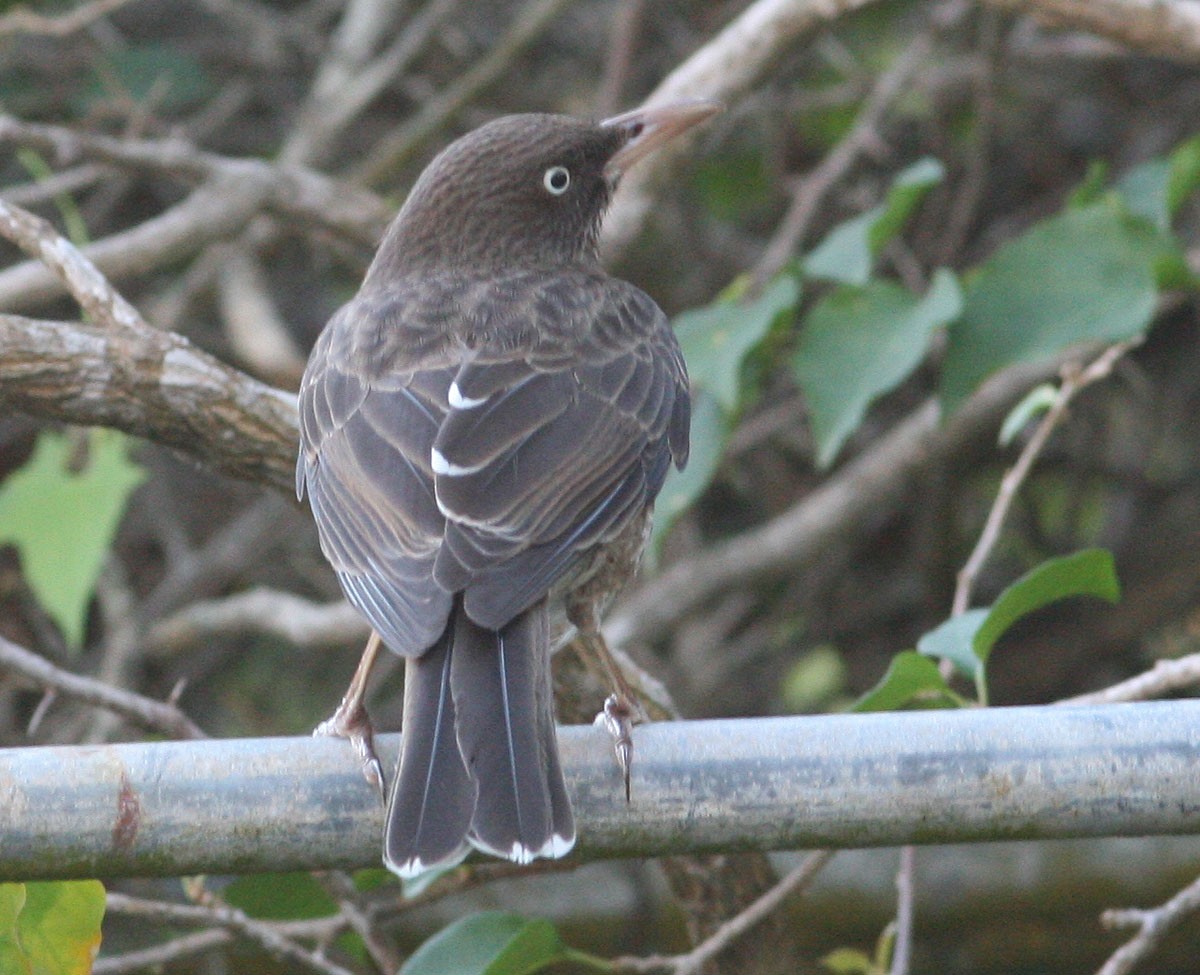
<box><xmin>296</xmin><ymin>100</ymin><xmax>719</xmax><ymax>877</ymax></box>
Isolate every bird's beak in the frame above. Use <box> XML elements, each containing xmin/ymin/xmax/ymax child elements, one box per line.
<box><xmin>601</xmin><ymin>99</ymin><xmax>723</xmax><ymax>182</ymax></box>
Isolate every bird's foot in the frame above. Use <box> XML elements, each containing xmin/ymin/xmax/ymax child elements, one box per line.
<box><xmin>595</xmin><ymin>693</ymin><xmax>638</xmax><ymax>802</ymax></box>
<box><xmin>315</xmin><ymin>697</ymin><xmax>384</xmax><ymax>796</ymax></box>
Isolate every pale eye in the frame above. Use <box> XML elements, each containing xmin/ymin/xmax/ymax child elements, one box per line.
<box><xmin>543</xmin><ymin>166</ymin><xmax>571</xmax><ymax>195</ymax></box>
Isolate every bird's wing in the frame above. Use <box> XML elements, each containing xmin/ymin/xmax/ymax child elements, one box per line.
<box><xmin>297</xmin><ymin>300</ymin><xmax>456</xmax><ymax>654</ymax></box>
<box><xmin>432</xmin><ymin>275</ymin><xmax>690</xmax><ymax>629</ymax></box>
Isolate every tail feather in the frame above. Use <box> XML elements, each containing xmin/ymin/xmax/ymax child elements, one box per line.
<box><xmin>450</xmin><ymin>602</ymin><xmax>576</xmax><ymax>862</ymax></box>
<box><xmin>383</xmin><ymin>626</ymin><xmax>475</xmax><ymax>877</ymax></box>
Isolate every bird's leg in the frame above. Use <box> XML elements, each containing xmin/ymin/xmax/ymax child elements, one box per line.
<box><xmin>567</xmin><ymin>600</ymin><xmax>642</xmax><ymax>801</ymax></box>
<box><xmin>314</xmin><ymin>630</ymin><xmax>385</xmax><ymax>795</ymax></box>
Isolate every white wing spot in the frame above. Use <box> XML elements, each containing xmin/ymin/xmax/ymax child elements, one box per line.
<box><xmin>431</xmin><ymin>447</ymin><xmax>484</xmax><ymax>476</ymax></box>
<box><xmin>448</xmin><ymin>381</ymin><xmax>488</xmax><ymax>409</ymax></box>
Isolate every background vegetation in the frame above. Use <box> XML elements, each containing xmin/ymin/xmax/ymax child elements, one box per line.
<box><xmin>2</xmin><ymin>0</ymin><xmax>1200</xmax><ymax>972</ymax></box>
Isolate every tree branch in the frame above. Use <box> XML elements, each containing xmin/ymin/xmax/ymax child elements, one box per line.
<box><xmin>984</xmin><ymin>0</ymin><xmax>1200</xmax><ymax>63</ymax></box>
<box><xmin>0</xmin><ymin>635</ymin><xmax>206</xmax><ymax>740</ymax></box>
<box><xmin>0</xmin><ymin>314</ymin><xmax>297</xmax><ymax>494</ymax></box>
<box><xmin>602</xmin><ymin>0</ymin><xmax>886</xmax><ymax>257</ymax></box>
<box><xmin>1097</xmin><ymin>871</ymin><xmax>1200</xmax><ymax>975</ymax></box>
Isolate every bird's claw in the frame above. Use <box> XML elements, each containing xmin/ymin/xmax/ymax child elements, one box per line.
<box><xmin>315</xmin><ymin>700</ymin><xmax>385</xmax><ymax>797</ymax></box>
<box><xmin>597</xmin><ymin>693</ymin><xmax>635</xmax><ymax>802</ymax></box>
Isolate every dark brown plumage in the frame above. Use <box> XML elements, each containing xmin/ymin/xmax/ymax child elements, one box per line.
<box><xmin>297</xmin><ymin>101</ymin><xmax>718</xmax><ymax>876</ymax></box>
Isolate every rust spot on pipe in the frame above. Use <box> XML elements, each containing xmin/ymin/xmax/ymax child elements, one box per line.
<box><xmin>112</xmin><ymin>771</ymin><xmax>141</xmax><ymax>852</ymax></box>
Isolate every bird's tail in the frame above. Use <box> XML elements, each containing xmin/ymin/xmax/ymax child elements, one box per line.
<box><xmin>384</xmin><ymin>620</ymin><xmax>474</xmax><ymax>877</ymax></box>
<box><xmin>383</xmin><ymin>599</ymin><xmax>575</xmax><ymax>877</ymax></box>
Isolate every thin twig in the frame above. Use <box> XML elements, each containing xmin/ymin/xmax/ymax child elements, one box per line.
<box><xmin>104</xmin><ymin>892</ymin><xmax>358</xmax><ymax>975</ymax></box>
<box><xmin>147</xmin><ymin>588</ymin><xmax>367</xmax><ymax>655</ymax></box>
<box><xmin>314</xmin><ymin>871</ymin><xmax>402</xmax><ymax>973</ymax></box>
<box><xmin>93</xmin><ymin>929</ymin><xmax>234</xmax><ymax>974</ymax></box>
<box><xmin>597</xmin><ymin>0</ymin><xmax>646</xmax><ymax>115</ymax></box>
<box><xmin>982</xmin><ymin>0</ymin><xmax>1200</xmax><ymax>63</ymax></box>
<box><xmin>612</xmin><ymin>850</ymin><xmax>835</xmax><ymax>974</ymax></box>
<box><xmin>0</xmin><ymin>163</ymin><xmax>108</xmax><ymax>208</ymax></box>
<box><xmin>1058</xmin><ymin>653</ymin><xmax>1200</xmax><ymax>706</ymax></box>
<box><xmin>0</xmin><ymin>635</ymin><xmax>206</xmax><ymax>739</ymax></box>
<box><xmin>935</xmin><ymin>10</ymin><xmax>1001</xmax><ymax>266</ymax></box>
<box><xmin>889</xmin><ymin>846</ymin><xmax>916</xmax><ymax>975</ymax></box>
<box><xmin>354</xmin><ymin>0</ymin><xmax>577</xmax><ymax>183</ymax></box>
<box><xmin>602</xmin><ymin>0</ymin><xmax>886</xmax><ymax>258</ymax></box>
<box><xmin>0</xmin><ymin>0</ymin><xmax>134</xmax><ymax>37</ymax></box>
<box><xmin>952</xmin><ymin>339</ymin><xmax>1140</xmax><ymax>617</ymax></box>
<box><xmin>0</xmin><ymin>198</ymin><xmax>147</xmax><ymax>330</ymax></box>
<box><xmin>0</xmin><ymin>115</ymin><xmax>391</xmax><ymax>247</ymax></box>
<box><xmin>281</xmin><ymin>0</ymin><xmax>464</xmax><ymax>168</ymax></box>
<box><xmin>753</xmin><ymin>31</ymin><xmax>933</xmax><ymax>285</ymax></box>
<box><xmin>1095</xmin><ymin>872</ymin><xmax>1200</xmax><ymax>975</ymax></box>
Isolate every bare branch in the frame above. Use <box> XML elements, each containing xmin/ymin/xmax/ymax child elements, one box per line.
<box><xmin>614</xmin><ymin>851</ymin><xmax>835</xmax><ymax>974</ymax></box>
<box><xmin>93</xmin><ymin>929</ymin><xmax>234</xmax><ymax>975</ymax></box>
<box><xmin>281</xmin><ymin>0</ymin><xmax>463</xmax><ymax>168</ymax></box>
<box><xmin>0</xmin><ymin>174</ymin><xmax>272</xmax><ymax>313</ymax></box>
<box><xmin>984</xmin><ymin>0</ymin><xmax>1200</xmax><ymax>63</ymax></box>
<box><xmin>0</xmin><ymin>634</ymin><xmax>206</xmax><ymax>739</ymax></box>
<box><xmin>602</xmin><ymin>0</ymin><xmax>886</xmax><ymax>257</ymax></box>
<box><xmin>0</xmin><ymin>198</ymin><xmax>147</xmax><ymax>329</ymax></box>
<box><xmin>104</xmin><ymin>893</ymin><xmax>358</xmax><ymax>975</ymax></box>
<box><xmin>147</xmin><ymin>588</ymin><xmax>367</xmax><ymax>654</ymax></box>
<box><xmin>1059</xmin><ymin>654</ymin><xmax>1200</xmax><ymax>706</ymax></box>
<box><xmin>0</xmin><ymin>115</ymin><xmax>391</xmax><ymax>246</ymax></box>
<box><xmin>1096</xmin><ymin>872</ymin><xmax>1200</xmax><ymax>975</ymax></box>
<box><xmin>354</xmin><ymin>0</ymin><xmax>578</xmax><ymax>183</ymax></box>
<box><xmin>754</xmin><ymin>29</ymin><xmax>933</xmax><ymax>284</ymax></box>
<box><xmin>0</xmin><ymin>0</ymin><xmax>135</xmax><ymax>38</ymax></box>
<box><xmin>0</xmin><ymin>315</ymin><xmax>298</xmax><ymax>494</ymax></box>
<box><xmin>952</xmin><ymin>340</ymin><xmax>1139</xmax><ymax>617</ymax></box>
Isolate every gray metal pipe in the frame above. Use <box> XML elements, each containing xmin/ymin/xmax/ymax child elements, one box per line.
<box><xmin>2</xmin><ymin>701</ymin><xmax>1198</xmax><ymax>880</ymax></box>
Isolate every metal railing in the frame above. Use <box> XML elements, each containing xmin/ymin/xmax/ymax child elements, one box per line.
<box><xmin>2</xmin><ymin>700</ymin><xmax>1198</xmax><ymax>880</ymax></box>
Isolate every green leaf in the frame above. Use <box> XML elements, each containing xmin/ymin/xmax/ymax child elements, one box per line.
<box><xmin>973</xmin><ymin>549</ymin><xmax>1120</xmax><ymax>667</ymax></box>
<box><xmin>821</xmin><ymin>947</ymin><xmax>878</xmax><ymax>975</ymax></box>
<box><xmin>400</xmin><ymin>912</ymin><xmax>571</xmax><ymax>975</ymax></box>
<box><xmin>222</xmin><ymin>873</ymin><xmax>336</xmax><ymax>920</ymax></box>
<box><xmin>850</xmin><ymin>651</ymin><xmax>962</xmax><ymax>712</ymax></box>
<box><xmin>676</xmin><ymin>273</ymin><xmax>801</xmax><ymax>411</ymax></box>
<box><xmin>941</xmin><ymin>200</ymin><xmax>1161</xmax><ymax>413</ymax></box>
<box><xmin>794</xmin><ymin>269</ymin><xmax>961</xmax><ymax>467</ymax></box>
<box><xmin>804</xmin><ymin>157</ymin><xmax>944</xmax><ymax>285</ymax></box>
<box><xmin>1117</xmin><ymin>134</ymin><xmax>1200</xmax><ymax>230</ymax></box>
<box><xmin>650</xmin><ymin>388</ymin><xmax>728</xmax><ymax>554</ymax></box>
<box><xmin>0</xmin><ymin>881</ymin><xmax>106</xmax><ymax>975</ymax></box>
<box><xmin>0</xmin><ymin>430</ymin><xmax>145</xmax><ymax>649</ymax></box>
<box><xmin>997</xmin><ymin>382</ymin><xmax>1057</xmax><ymax>447</ymax></box>
<box><xmin>916</xmin><ymin>610</ymin><xmax>988</xmax><ymax>685</ymax></box>
<box><xmin>917</xmin><ymin>550</ymin><xmax>1121</xmax><ymax>701</ymax></box>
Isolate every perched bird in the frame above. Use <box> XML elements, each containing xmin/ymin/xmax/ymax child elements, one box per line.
<box><xmin>297</xmin><ymin>100</ymin><xmax>719</xmax><ymax>876</ymax></box>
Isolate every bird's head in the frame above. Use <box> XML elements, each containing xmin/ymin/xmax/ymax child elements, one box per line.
<box><xmin>368</xmin><ymin>100</ymin><xmax>721</xmax><ymax>278</ymax></box>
